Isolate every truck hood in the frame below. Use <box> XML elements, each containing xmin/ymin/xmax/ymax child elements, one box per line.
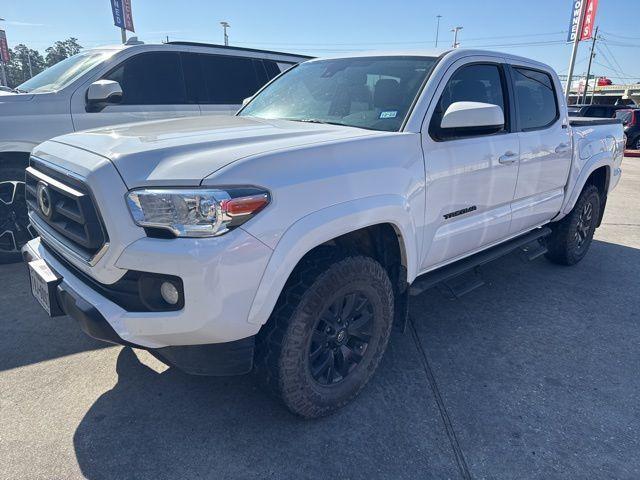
<box><xmin>51</xmin><ymin>116</ymin><xmax>380</xmax><ymax>188</ymax></box>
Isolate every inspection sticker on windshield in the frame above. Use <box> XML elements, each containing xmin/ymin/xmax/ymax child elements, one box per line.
<box><xmin>379</xmin><ymin>111</ymin><xmax>397</xmax><ymax>119</ymax></box>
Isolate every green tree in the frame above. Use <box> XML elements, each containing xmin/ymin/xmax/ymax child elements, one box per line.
<box><xmin>11</xmin><ymin>44</ymin><xmax>45</xmax><ymax>84</ymax></box>
<box><xmin>45</xmin><ymin>37</ymin><xmax>82</xmax><ymax>67</ymax></box>
<box><xmin>2</xmin><ymin>37</ymin><xmax>83</xmax><ymax>88</ymax></box>
<box><xmin>4</xmin><ymin>49</ymin><xmax>23</xmax><ymax>88</ymax></box>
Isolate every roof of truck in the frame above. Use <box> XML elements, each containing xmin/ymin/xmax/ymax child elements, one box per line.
<box><xmin>309</xmin><ymin>48</ymin><xmax>555</xmax><ymax>74</ymax></box>
<box><xmin>83</xmin><ymin>41</ymin><xmax>311</xmax><ymax>61</ymax></box>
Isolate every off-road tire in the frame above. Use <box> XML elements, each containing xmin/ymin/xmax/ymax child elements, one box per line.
<box><xmin>254</xmin><ymin>248</ymin><xmax>394</xmax><ymax>418</ymax></box>
<box><xmin>545</xmin><ymin>184</ymin><xmax>601</xmax><ymax>266</ymax></box>
<box><xmin>0</xmin><ymin>164</ymin><xmax>32</xmax><ymax>264</ymax></box>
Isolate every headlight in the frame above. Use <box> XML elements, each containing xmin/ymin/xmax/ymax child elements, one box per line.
<box><xmin>126</xmin><ymin>187</ymin><xmax>270</xmax><ymax>238</ymax></box>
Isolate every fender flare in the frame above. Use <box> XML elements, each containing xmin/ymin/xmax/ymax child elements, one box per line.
<box><xmin>561</xmin><ymin>153</ymin><xmax>612</xmax><ymax>216</ymax></box>
<box><xmin>246</xmin><ymin>194</ymin><xmax>419</xmax><ymax>326</ymax></box>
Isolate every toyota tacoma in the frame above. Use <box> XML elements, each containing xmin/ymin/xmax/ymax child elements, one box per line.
<box><xmin>22</xmin><ymin>49</ymin><xmax>623</xmax><ymax>418</ymax></box>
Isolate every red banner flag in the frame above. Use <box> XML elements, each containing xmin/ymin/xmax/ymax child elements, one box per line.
<box><xmin>580</xmin><ymin>0</ymin><xmax>599</xmax><ymax>41</ymax></box>
<box><xmin>0</xmin><ymin>30</ymin><xmax>10</xmax><ymax>63</ymax></box>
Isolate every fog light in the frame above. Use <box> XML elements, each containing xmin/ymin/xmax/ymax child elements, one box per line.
<box><xmin>160</xmin><ymin>281</ymin><xmax>180</xmax><ymax>305</ymax></box>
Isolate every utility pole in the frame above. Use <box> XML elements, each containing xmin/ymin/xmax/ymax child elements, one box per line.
<box><xmin>581</xmin><ymin>26</ymin><xmax>598</xmax><ymax>104</ymax></box>
<box><xmin>564</xmin><ymin>0</ymin><xmax>588</xmax><ymax>102</ymax></box>
<box><xmin>121</xmin><ymin>27</ymin><xmax>127</xmax><ymax>44</ymax></box>
<box><xmin>451</xmin><ymin>26</ymin><xmax>463</xmax><ymax>48</ymax></box>
<box><xmin>435</xmin><ymin>15</ymin><xmax>442</xmax><ymax>48</ymax></box>
<box><xmin>220</xmin><ymin>21</ymin><xmax>230</xmax><ymax>46</ymax></box>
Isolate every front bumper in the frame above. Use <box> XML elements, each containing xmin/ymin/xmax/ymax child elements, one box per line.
<box><xmin>22</xmin><ymin>227</ymin><xmax>273</xmax><ymax>373</ymax></box>
<box><xmin>22</xmin><ymin>238</ymin><xmax>262</xmax><ymax>376</ymax></box>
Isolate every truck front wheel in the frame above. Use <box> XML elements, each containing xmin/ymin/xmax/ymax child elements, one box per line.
<box><xmin>545</xmin><ymin>184</ymin><xmax>601</xmax><ymax>266</ymax></box>
<box><xmin>0</xmin><ymin>164</ymin><xmax>34</xmax><ymax>264</ymax></box>
<box><xmin>255</xmin><ymin>249</ymin><xmax>394</xmax><ymax>418</ymax></box>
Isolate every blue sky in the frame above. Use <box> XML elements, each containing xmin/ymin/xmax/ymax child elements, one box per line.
<box><xmin>2</xmin><ymin>0</ymin><xmax>639</xmax><ymax>82</ymax></box>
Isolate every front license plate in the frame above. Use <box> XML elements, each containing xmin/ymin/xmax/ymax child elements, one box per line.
<box><xmin>28</xmin><ymin>259</ymin><xmax>61</xmax><ymax>317</ymax></box>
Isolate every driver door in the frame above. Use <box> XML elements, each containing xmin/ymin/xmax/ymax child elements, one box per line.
<box><xmin>420</xmin><ymin>57</ymin><xmax>520</xmax><ymax>271</ymax></box>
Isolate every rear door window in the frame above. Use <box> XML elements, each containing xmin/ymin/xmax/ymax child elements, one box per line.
<box><xmin>263</xmin><ymin>60</ymin><xmax>282</xmax><ymax>80</ymax></box>
<box><xmin>512</xmin><ymin>67</ymin><xmax>558</xmax><ymax>131</ymax></box>
<box><xmin>200</xmin><ymin>55</ymin><xmax>265</xmax><ymax>104</ymax></box>
<box><xmin>104</xmin><ymin>52</ymin><xmax>186</xmax><ymax>105</ymax></box>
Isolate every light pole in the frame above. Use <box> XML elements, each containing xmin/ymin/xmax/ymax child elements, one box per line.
<box><xmin>435</xmin><ymin>15</ymin><xmax>442</xmax><ymax>48</ymax></box>
<box><xmin>451</xmin><ymin>26</ymin><xmax>463</xmax><ymax>48</ymax></box>
<box><xmin>0</xmin><ymin>17</ymin><xmax>7</xmax><ymax>87</ymax></box>
<box><xmin>220</xmin><ymin>21</ymin><xmax>230</xmax><ymax>46</ymax></box>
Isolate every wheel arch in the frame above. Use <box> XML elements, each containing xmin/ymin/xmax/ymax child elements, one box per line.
<box><xmin>246</xmin><ymin>195</ymin><xmax>418</xmax><ymax>326</ymax></box>
<box><xmin>0</xmin><ymin>151</ymin><xmax>31</xmax><ymax>169</ymax></box>
<box><xmin>562</xmin><ymin>156</ymin><xmax>612</xmax><ymax>216</ymax></box>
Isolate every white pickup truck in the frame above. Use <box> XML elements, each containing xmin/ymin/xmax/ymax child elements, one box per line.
<box><xmin>22</xmin><ymin>49</ymin><xmax>623</xmax><ymax>418</ymax></box>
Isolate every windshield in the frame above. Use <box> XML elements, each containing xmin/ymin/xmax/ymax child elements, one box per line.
<box><xmin>240</xmin><ymin>56</ymin><xmax>438</xmax><ymax>132</ymax></box>
<box><xmin>17</xmin><ymin>50</ymin><xmax>113</xmax><ymax>93</ymax></box>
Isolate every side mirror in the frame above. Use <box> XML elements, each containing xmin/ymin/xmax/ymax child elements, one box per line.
<box><xmin>440</xmin><ymin>101</ymin><xmax>504</xmax><ymax>131</ymax></box>
<box><xmin>86</xmin><ymin>80</ymin><xmax>123</xmax><ymax>111</ymax></box>
<box><xmin>242</xmin><ymin>96</ymin><xmax>253</xmax><ymax>107</ymax></box>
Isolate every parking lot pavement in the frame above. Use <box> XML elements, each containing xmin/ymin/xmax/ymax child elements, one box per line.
<box><xmin>1</xmin><ymin>159</ymin><xmax>638</xmax><ymax>480</ymax></box>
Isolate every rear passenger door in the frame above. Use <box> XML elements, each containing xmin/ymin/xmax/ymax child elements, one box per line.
<box><xmin>508</xmin><ymin>64</ymin><xmax>572</xmax><ymax>234</ymax></box>
<box><xmin>72</xmin><ymin>52</ymin><xmax>200</xmax><ymax>132</ymax></box>
<box><xmin>184</xmin><ymin>53</ymin><xmax>281</xmax><ymax>115</ymax></box>
<box><xmin>420</xmin><ymin>58</ymin><xmax>520</xmax><ymax>270</ymax></box>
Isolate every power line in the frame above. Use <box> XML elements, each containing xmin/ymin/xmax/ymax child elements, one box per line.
<box><xmin>600</xmin><ymin>40</ymin><xmax>627</xmax><ymax>80</ymax></box>
<box><xmin>231</xmin><ymin>30</ymin><xmax>567</xmax><ymax>48</ymax></box>
<box><xmin>595</xmin><ymin>44</ymin><xmax>624</xmax><ymax>80</ymax></box>
<box><xmin>599</xmin><ymin>30</ymin><xmax>640</xmax><ymax>41</ymax></box>
<box><xmin>599</xmin><ymin>39</ymin><xmax>640</xmax><ymax>48</ymax></box>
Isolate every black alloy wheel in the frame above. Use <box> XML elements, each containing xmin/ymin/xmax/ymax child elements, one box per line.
<box><xmin>0</xmin><ymin>178</ymin><xmax>34</xmax><ymax>263</ymax></box>
<box><xmin>573</xmin><ymin>200</ymin><xmax>594</xmax><ymax>252</ymax></box>
<box><xmin>308</xmin><ymin>292</ymin><xmax>374</xmax><ymax>385</ymax></box>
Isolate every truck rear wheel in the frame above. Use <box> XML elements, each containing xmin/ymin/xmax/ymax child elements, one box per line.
<box><xmin>545</xmin><ymin>184</ymin><xmax>601</xmax><ymax>266</ymax></box>
<box><xmin>255</xmin><ymin>248</ymin><xmax>394</xmax><ymax>418</ymax></box>
<box><xmin>0</xmin><ymin>165</ymin><xmax>33</xmax><ymax>264</ymax></box>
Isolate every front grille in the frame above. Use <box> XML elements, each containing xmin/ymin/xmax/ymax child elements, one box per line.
<box><xmin>25</xmin><ymin>157</ymin><xmax>107</xmax><ymax>259</ymax></box>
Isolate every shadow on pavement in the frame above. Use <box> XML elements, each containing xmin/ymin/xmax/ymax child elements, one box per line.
<box><xmin>410</xmin><ymin>239</ymin><xmax>640</xmax><ymax>479</ymax></box>
<box><xmin>73</xmin><ymin>336</ymin><xmax>459</xmax><ymax>480</ymax></box>
<box><xmin>0</xmin><ymin>263</ymin><xmax>109</xmax><ymax>372</ymax></box>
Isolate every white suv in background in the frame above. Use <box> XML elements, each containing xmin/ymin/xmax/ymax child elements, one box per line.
<box><xmin>0</xmin><ymin>40</ymin><xmax>309</xmax><ymax>263</ymax></box>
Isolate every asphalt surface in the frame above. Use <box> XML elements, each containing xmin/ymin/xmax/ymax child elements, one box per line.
<box><xmin>1</xmin><ymin>158</ymin><xmax>638</xmax><ymax>480</ymax></box>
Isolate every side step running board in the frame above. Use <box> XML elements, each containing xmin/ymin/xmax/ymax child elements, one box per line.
<box><xmin>409</xmin><ymin>227</ymin><xmax>552</xmax><ymax>297</ymax></box>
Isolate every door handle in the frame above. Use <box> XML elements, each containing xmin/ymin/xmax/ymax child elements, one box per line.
<box><xmin>498</xmin><ymin>151</ymin><xmax>518</xmax><ymax>164</ymax></box>
<box><xmin>555</xmin><ymin>143</ymin><xmax>571</xmax><ymax>154</ymax></box>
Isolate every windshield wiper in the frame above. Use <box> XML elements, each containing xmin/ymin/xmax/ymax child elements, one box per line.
<box><xmin>12</xmin><ymin>88</ymin><xmax>28</xmax><ymax>93</ymax></box>
<box><xmin>282</xmin><ymin>118</ymin><xmax>353</xmax><ymax>128</ymax></box>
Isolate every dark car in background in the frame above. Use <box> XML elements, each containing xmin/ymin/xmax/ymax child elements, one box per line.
<box><xmin>615</xmin><ymin>108</ymin><xmax>640</xmax><ymax>150</ymax></box>
<box><xmin>567</xmin><ymin>104</ymin><xmax>629</xmax><ymax>118</ymax></box>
